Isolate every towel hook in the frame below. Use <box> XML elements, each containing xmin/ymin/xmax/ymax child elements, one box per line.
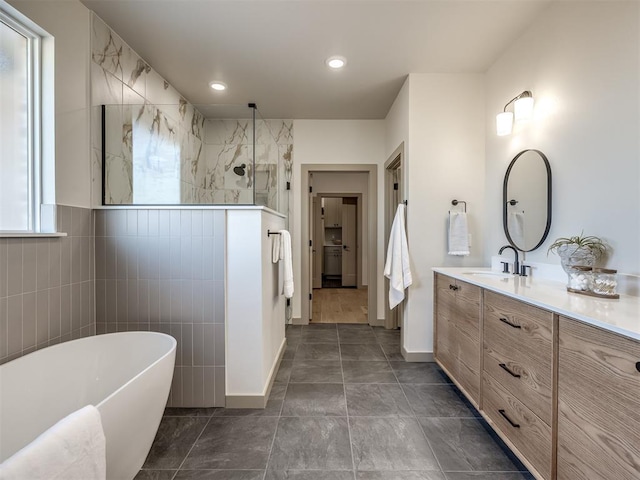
<box><xmin>507</xmin><ymin>199</ymin><xmax>519</xmax><ymax>206</ymax></box>
<box><xmin>451</xmin><ymin>200</ymin><xmax>467</xmax><ymax>212</ymax></box>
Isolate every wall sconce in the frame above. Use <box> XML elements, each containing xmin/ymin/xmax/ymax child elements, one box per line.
<box><xmin>496</xmin><ymin>90</ymin><xmax>534</xmax><ymax>136</ymax></box>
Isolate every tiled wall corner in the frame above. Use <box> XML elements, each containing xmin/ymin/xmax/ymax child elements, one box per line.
<box><xmin>95</xmin><ymin>209</ymin><xmax>226</xmax><ymax>407</ymax></box>
<box><xmin>0</xmin><ymin>205</ymin><xmax>95</xmax><ymax>365</ymax></box>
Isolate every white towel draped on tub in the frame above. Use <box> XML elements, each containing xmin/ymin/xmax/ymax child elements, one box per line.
<box><xmin>0</xmin><ymin>405</ymin><xmax>106</xmax><ymax>480</ymax></box>
<box><xmin>384</xmin><ymin>204</ymin><xmax>412</xmax><ymax>309</ymax></box>
<box><xmin>272</xmin><ymin>230</ymin><xmax>294</xmax><ymax>299</ymax></box>
<box><xmin>448</xmin><ymin>211</ymin><xmax>470</xmax><ymax>256</ymax></box>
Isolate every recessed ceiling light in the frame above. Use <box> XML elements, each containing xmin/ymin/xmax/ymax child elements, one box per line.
<box><xmin>326</xmin><ymin>56</ymin><xmax>347</xmax><ymax>69</ymax></box>
<box><xmin>209</xmin><ymin>81</ymin><xmax>227</xmax><ymax>91</ymax></box>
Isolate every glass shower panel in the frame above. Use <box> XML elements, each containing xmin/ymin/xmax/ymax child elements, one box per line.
<box><xmin>102</xmin><ymin>103</ymin><xmax>256</xmax><ymax>205</ymax></box>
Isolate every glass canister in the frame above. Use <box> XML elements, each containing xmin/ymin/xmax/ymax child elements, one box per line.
<box><xmin>591</xmin><ymin>268</ymin><xmax>618</xmax><ymax>297</ymax></box>
<box><xmin>567</xmin><ymin>266</ymin><xmax>592</xmax><ymax>291</ymax></box>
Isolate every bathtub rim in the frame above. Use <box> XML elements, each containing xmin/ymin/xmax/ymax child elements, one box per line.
<box><xmin>93</xmin><ymin>332</ymin><xmax>177</xmax><ymax>409</ymax></box>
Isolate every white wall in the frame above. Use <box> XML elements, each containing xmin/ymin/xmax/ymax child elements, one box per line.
<box><xmin>312</xmin><ymin>172</ymin><xmax>370</xmax><ymax>284</ymax></box>
<box><xmin>485</xmin><ymin>1</ymin><xmax>640</xmax><ymax>275</ymax></box>
<box><xmin>392</xmin><ymin>74</ymin><xmax>486</xmax><ymax>357</ymax></box>
<box><xmin>226</xmin><ymin>208</ymin><xmax>285</xmax><ymax>400</ymax></box>
<box><xmin>385</xmin><ymin>77</ymin><xmax>410</xmax><ymax>162</ymax></box>
<box><xmin>292</xmin><ymin>120</ymin><xmax>386</xmax><ymax>320</ymax></box>
<box><xmin>8</xmin><ymin>0</ymin><xmax>92</xmax><ymax>208</ymax></box>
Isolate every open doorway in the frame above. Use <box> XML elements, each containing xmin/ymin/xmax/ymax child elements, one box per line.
<box><xmin>311</xmin><ymin>195</ymin><xmax>367</xmax><ymax>323</ymax></box>
<box><xmin>301</xmin><ymin>165</ymin><xmax>378</xmax><ymax>325</ymax></box>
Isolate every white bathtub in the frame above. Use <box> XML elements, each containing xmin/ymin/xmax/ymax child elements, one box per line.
<box><xmin>0</xmin><ymin>332</ymin><xmax>176</xmax><ymax>480</ymax></box>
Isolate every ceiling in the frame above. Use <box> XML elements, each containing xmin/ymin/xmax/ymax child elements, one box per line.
<box><xmin>80</xmin><ymin>0</ymin><xmax>552</xmax><ymax>119</ymax></box>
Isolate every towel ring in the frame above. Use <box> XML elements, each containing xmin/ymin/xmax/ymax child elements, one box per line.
<box><xmin>451</xmin><ymin>200</ymin><xmax>466</xmax><ymax>212</ymax></box>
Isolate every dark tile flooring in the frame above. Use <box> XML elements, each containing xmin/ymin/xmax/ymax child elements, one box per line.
<box><xmin>136</xmin><ymin>324</ymin><xmax>533</xmax><ymax>480</ymax></box>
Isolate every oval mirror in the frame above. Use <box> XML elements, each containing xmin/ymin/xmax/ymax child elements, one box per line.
<box><xmin>503</xmin><ymin>149</ymin><xmax>552</xmax><ymax>252</ymax></box>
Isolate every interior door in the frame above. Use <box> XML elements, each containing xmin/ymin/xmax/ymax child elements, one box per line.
<box><xmin>312</xmin><ymin>197</ymin><xmax>323</xmax><ymax>289</ymax></box>
<box><xmin>342</xmin><ymin>198</ymin><xmax>357</xmax><ymax>287</ymax></box>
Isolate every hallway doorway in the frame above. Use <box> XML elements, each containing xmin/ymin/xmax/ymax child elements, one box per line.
<box><xmin>301</xmin><ymin>164</ymin><xmax>378</xmax><ymax>325</ymax></box>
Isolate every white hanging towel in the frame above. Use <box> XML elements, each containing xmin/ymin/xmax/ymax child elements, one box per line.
<box><xmin>271</xmin><ymin>232</ymin><xmax>282</xmax><ymax>263</ymax></box>
<box><xmin>507</xmin><ymin>211</ymin><xmax>525</xmax><ymax>247</ymax></box>
<box><xmin>279</xmin><ymin>230</ymin><xmax>294</xmax><ymax>299</ymax></box>
<box><xmin>0</xmin><ymin>405</ymin><xmax>106</xmax><ymax>480</ymax></box>
<box><xmin>384</xmin><ymin>204</ymin><xmax>412</xmax><ymax>309</ymax></box>
<box><xmin>448</xmin><ymin>211</ymin><xmax>470</xmax><ymax>256</ymax></box>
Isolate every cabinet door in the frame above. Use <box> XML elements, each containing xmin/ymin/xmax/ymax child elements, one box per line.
<box><xmin>434</xmin><ymin>274</ymin><xmax>458</xmax><ymax>376</ymax></box>
<box><xmin>557</xmin><ymin>316</ymin><xmax>640</xmax><ymax>480</ymax></box>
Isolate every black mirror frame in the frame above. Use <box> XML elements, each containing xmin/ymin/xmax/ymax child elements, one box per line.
<box><xmin>502</xmin><ymin>149</ymin><xmax>552</xmax><ymax>252</ymax></box>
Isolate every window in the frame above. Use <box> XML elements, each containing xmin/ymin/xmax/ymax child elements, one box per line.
<box><xmin>0</xmin><ymin>8</ymin><xmax>41</xmax><ymax>232</ymax></box>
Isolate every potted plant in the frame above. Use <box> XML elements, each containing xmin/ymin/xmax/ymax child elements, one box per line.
<box><xmin>547</xmin><ymin>233</ymin><xmax>608</xmax><ymax>274</ymax></box>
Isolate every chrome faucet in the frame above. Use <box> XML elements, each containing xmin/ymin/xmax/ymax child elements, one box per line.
<box><xmin>499</xmin><ymin>245</ymin><xmax>520</xmax><ymax>275</ymax></box>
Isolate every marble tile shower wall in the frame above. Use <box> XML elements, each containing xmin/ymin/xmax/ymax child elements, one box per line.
<box><xmin>94</xmin><ymin>209</ymin><xmax>226</xmax><ymax>407</ymax></box>
<box><xmin>204</xmin><ymin>119</ymin><xmax>293</xmax><ymax>210</ymax></box>
<box><xmin>90</xmin><ymin>13</ymin><xmax>294</xmax><ymax>210</ymax></box>
<box><xmin>90</xmin><ymin>13</ymin><xmax>205</xmax><ymax>206</ymax></box>
<box><xmin>0</xmin><ymin>206</ymin><xmax>95</xmax><ymax>365</ymax></box>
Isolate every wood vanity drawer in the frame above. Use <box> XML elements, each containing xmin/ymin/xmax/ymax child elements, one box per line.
<box><xmin>483</xmin><ymin>291</ymin><xmax>553</xmax><ymax>424</ymax></box>
<box><xmin>483</xmin><ymin>372</ymin><xmax>552</xmax><ymax>480</ymax></box>
<box><xmin>557</xmin><ymin>316</ymin><xmax>640</xmax><ymax>480</ymax></box>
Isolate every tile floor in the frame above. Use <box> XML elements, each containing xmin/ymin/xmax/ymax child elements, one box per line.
<box><xmin>311</xmin><ymin>287</ymin><xmax>368</xmax><ymax>323</ymax></box>
<box><xmin>136</xmin><ymin>324</ymin><xmax>533</xmax><ymax>480</ymax></box>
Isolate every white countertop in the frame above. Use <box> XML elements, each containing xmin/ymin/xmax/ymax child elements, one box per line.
<box><xmin>433</xmin><ymin>267</ymin><xmax>640</xmax><ymax>341</ymax></box>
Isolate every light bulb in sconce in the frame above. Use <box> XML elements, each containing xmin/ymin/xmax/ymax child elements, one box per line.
<box><xmin>514</xmin><ymin>94</ymin><xmax>534</xmax><ymax>121</ymax></box>
<box><xmin>496</xmin><ymin>111</ymin><xmax>514</xmax><ymax>136</ymax></box>
<box><xmin>496</xmin><ymin>90</ymin><xmax>534</xmax><ymax>135</ymax></box>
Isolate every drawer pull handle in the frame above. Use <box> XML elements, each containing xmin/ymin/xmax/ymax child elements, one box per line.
<box><xmin>449</xmin><ymin>284</ymin><xmax>459</xmax><ymax>291</ymax></box>
<box><xmin>499</xmin><ymin>317</ymin><xmax>521</xmax><ymax>329</ymax></box>
<box><xmin>498</xmin><ymin>409</ymin><xmax>520</xmax><ymax>428</ymax></box>
<box><xmin>499</xmin><ymin>363</ymin><xmax>521</xmax><ymax>378</ymax></box>
<box><xmin>636</xmin><ymin>362</ymin><xmax>640</xmax><ymax>373</ymax></box>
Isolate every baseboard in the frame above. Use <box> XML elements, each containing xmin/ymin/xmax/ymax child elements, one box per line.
<box><xmin>369</xmin><ymin>318</ymin><xmax>384</xmax><ymax>327</ymax></box>
<box><xmin>291</xmin><ymin>317</ymin><xmax>306</xmax><ymax>325</ymax></box>
<box><xmin>225</xmin><ymin>337</ymin><xmax>287</xmax><ymax>409</ymax></box>
<box><xmin>401</xmin><ymin>345</ymin><xmax>434</xmax><ymax>363</ymax></box>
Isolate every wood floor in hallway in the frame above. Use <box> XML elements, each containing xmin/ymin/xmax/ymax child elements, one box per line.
<box><xmin>311</xmin><ymin>287</ymin><xmax>368</xmax><ymax>323</ymax></box>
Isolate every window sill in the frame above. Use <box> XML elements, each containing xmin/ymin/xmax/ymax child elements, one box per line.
<box><xmin>0</xmin><ymin>232</ymin><xmax>68</xmax><ymax>238</ymax></box>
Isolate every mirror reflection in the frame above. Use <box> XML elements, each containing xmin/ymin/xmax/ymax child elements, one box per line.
<box><xmin>503</xmin><ymin>149</ymin><xmax>552</xmax><ymax>252</ymax></box>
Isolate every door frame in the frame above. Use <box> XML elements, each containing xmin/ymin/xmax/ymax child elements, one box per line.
<box><xmin>301</xmin><ymin>164</ymin><xmax>378</xmax><ymax>325</ymax></box>
<box><xmin>384</xmin><ymin>143</ymin><xmax>405</xmax><ymax>329</ymax></box>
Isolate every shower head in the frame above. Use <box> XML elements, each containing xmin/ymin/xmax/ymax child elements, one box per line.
<box><xmin>233</xmin><ymin>164</ymin><xmax>246</xmax><ymax>176</ymax></box>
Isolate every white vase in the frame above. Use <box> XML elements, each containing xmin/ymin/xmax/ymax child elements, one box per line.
<box><xmin>557</xmin><ymin>245</ymin><xmax>596</xmax><ymax>274</ymax></box>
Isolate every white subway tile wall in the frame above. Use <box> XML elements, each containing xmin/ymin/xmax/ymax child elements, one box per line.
<box><xmin>0</xmin><ymin>205</ymin><xmax>95</xmax><ymax>365</ymax></box>
<box><xmin>95</xmin><ymin>209</ymin><xmax>226</xmax><ymax>407</ymax></box>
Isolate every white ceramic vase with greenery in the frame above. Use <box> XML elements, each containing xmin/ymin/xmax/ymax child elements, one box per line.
<box><xmin>547</xmin><ymin>234</ymin><xmax>608</xmax><ymax>275</ymax></box>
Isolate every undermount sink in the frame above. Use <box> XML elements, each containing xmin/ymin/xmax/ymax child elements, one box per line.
<box><xmin>462</xmin><ymin>270</ymin><xmax>512</xmax><ymax>279</ymax></box>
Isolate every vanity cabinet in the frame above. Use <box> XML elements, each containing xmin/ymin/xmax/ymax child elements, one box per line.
<box><xmin>434</xmin><ymin>273</ymin><xmax>481</xmax><ymax>405</ymax></box>
<box><xmin>433</xmin><ymin>271</ymin><xmax>640</xmax><ymax>480</ymax></box>
<box><xmin>557</xmin><ymin>316</ymin><xmax>640</xmax><ymax>480</ymax></box>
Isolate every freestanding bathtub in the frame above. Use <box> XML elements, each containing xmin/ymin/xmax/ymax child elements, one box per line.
<box><xmin>0</xmin><ymin>332</ymin><xmax>176</xmax><ymax>480</ymax></box>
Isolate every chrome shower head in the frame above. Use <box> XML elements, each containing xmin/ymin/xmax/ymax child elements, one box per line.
<box><xmin>233</xmin><ymin>164</ymin><xmax>246</xmax><ymax>176</ymax></box>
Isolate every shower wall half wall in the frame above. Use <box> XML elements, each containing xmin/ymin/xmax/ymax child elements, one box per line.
<box><xmin>94</xmin><ymin>209</ymin><xmax>226</xmax><ymax>407</ymax></box>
